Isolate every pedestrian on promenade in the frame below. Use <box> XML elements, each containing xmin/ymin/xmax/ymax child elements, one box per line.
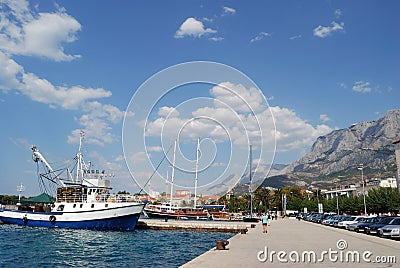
<box><xmin>261</xmin><ymin>214</ymin><xmax>269</xmax><ymax>233</ymax></box>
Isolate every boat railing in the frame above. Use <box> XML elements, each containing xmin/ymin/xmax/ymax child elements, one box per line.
<box><xmin>105</xmin><ymin>194</ymin><xmax>139</xmax><ymax>203</ymax></box>
<box><xmin>56</xmin><ymin>194</ymin><xmax>86</xmax><ymax>203</ymax></box>
<box><xmin>56</xmin><ymin>193</ymin><xmax>140</xmax><ymax>203</ymax></box>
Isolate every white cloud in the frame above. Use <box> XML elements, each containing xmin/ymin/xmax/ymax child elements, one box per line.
<box><xmin>352</xmin><ymin>81</ymin><xmax>372</xmax><ymax>93</ymax></box>
<box><xmin>0</xmin><ymin>1</ymin><xmax>126</xmax><ymax>147</ymax></box>
<box><xmin>271</xmin><ymin>106</ymin><xmax>332</xmax><ymax>151</ymax></box>
<box><xmin>250</xmin><ymin>32</ymin><xmax>271</xmax><ymax>43</ymax></box>
<box><xmin>147</xmin><ymin>146</ymin><xmax>163</xmax><ymax>152</ymax></box>
<box><xmin>0</xmin><ymin>1</ymin><xmax>81</xmax><ymax>61</ymax></box>
<box><xmin>174</xmin><ymin>17</ymin><xmax>216</xmax><ymax>39</ymax></box>
<box><xmin>114</xmin><ymin>155</ymin><xmax>125</xmax><ymax>162</ymax></box>
<box><xmin>222</xmin><ymin>6</ymin><xmax>236</xmax><ymax>15</ymax></box>
<box><xmin>67</xmin><ymin>101</ymin><xmax>126</xmax><ymax>146</ymax></box>
<box><xmin>130</xmin><ymin>152</ymin><xmax>148</xmax><ymax>164</ymax></box>
<box><xmin>22</xmin><ymin>73</ymin><xmax>112</xmax><ymax>109</ymax></box>
<box><xmin>209</xmin><ymin>37</ymin><xmax>224</xmax><ymax>42</ymax></box>
<box><xmin>313</xmin><ymin>21</ymin><xmax>344</xmax><ymax>38</ymax></box>
<box><xmin>289</xmin><ymin>35</ymin><xmax>302</xmax><ymax>40</ymax></box>
<box><xmin>210</xmin><ymin>82</ymin><xmax>266</xmax><ymax>113</ymax></box>
<box><xmin>0</xmin><ymin>51</ymin><xmax>24</xmax><ymax>91</ymax></box>
<box><xmin>0</xmin><ymin>50</ymin><xmax>112</xmax><ymax>109</ymax></box>
<box><xmin>158</xmin><ymin>106</ymin><xmax>180</xmax><ymax>117</ymax></box>
<box><xmin>334</xmin><ymin>9</ymin><xmax>343</xmax><ymax>19</ymax></box>
<box><xmin>88</xmin><ymin>150</ymin><xmax>124</xmax><ymax>173</ymax></box>
<box><xmin>145</xmin><ymin>82</ymin><xmax>333</xmax><ymax>153</ymax></box>
<box><xmin>320</xmin><ymin>114</ymin><xmax>331</xmax><ymax>122</ymax></box>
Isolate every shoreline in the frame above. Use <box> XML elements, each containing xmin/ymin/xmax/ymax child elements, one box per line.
<box><xmin>137</xmin><ymin>218</ymin><xmax>256</xmax><ymax>233</ymax></box>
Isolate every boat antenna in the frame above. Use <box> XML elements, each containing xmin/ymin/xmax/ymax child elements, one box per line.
<box><xmin>194</xmin><ymin>137</ymin><xmax>200</xmax><ymax>208</ymax></box>
<box><xmin>17</xmin><ymin>183</ymin><xmax>24</xmax><ymax>206</ymax></box>
<box><xmin>138</xmin><ymin>142</ymin><xmax>173</xmax><ymax>195</ymax></box>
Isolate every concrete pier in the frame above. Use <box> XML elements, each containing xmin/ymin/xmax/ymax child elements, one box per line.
<box><xmin>136</xmin><ymin>218</ymin><xmax>255</xmax><ymax>233</ymax></box>
<box><xmin>181</xmin><ymin>218</ymin><xmax>400</xmax><ymax>268</ymax></box>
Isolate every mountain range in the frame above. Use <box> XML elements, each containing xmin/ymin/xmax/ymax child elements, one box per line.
<box><xmin>238</xmin><ymin>110</ymin><xmax>400</xmax><ymax>193</ymax></box>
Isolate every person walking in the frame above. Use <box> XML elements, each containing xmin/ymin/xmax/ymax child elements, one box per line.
<box><xmin>261</xmin><ymin>214</ymin><xmax>269</xmax><ymax>233</ymax></box>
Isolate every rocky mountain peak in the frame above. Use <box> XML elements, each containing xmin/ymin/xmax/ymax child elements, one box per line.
<box><xmin>267</xmin><ymin>110</ymin><xmax>400</xmax><ymax>188</ymax></box>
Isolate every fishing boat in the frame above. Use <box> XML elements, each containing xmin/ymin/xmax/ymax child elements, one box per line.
<box><xmin>0</xmin><ymin>132</ymin><xmax>145</xmax><ymax>231</ymax></box>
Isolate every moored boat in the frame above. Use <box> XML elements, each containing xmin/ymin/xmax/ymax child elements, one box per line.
<box><xmin>144</xmin><ymin>203</ymin><xmax>210</xmax><ymax>220</ymax></box>
<box><xmin>0</xmin><ymin>132</ymin><xmax>144</xmax><ymax>231</ymax></box>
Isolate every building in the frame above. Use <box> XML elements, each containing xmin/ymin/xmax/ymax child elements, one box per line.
<box><xmin>379</xmin><ymin>178</ymin><xmax>398</xmax><ymax>188</ymax></box>
<box><xmin>324</xmin><ymin>185</ymin><xmax>357</xmax><ymax>200</ymax></box>
<box><xmin>171</xmin><ymin>190</ymin><xmax>191</xmax><ymax>206</ymax></box>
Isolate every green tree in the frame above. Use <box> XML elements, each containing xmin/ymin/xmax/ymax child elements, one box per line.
<box><xmin>340</xmin><ymin>195</ymin><xmax>362</xmax><ymax>215</ymax></box>
<box><xmin>254</xmin><ymin>187</ymin><xmax>272</xmax><ymax>213</ymax></box>
<box><xmin>366</xmin><ymin>187</ymin><xmax>400</xmax><ymax>214</ymax></box>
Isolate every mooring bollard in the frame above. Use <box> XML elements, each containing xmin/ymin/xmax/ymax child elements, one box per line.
<box><xmin>240</xmin><ymin>228</ymin><xmax>248</xmax><ymax>234</ymax></box>
<box><xmin>216</xmin><ymin>239</ymin><xmax>229</xmax><ymax>250</ymax></box>
<box><xmin>251</xmin><ymin>224</ymin><xmax>256</xmax><ymax>228</ymax></box>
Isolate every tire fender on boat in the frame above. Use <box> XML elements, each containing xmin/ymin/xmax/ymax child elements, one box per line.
<box><xmin>23</xmin><ymin>215</ymin><xmax>28</xmax><ymax>225</ymax></box>
<box><xmin>49</xmin><ymin>215</ymin><xmax>56</xmax><ymax>224</ymax></box>
<box><xmin>96</xmin><ymin>195</ymin><xmax>100</xmax><ymax>201</ymax></box>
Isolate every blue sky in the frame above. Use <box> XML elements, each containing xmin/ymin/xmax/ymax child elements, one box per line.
<box><xmin>0</xmin><ymin>0</ymin><xmax>399</xmax><ymax>196</ymax></box>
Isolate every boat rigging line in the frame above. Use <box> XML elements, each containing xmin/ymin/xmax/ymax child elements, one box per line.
<box><xmin>137</xmin><ymin>143</ymin><xmax>174</xmax><ymax>195</ymax></box>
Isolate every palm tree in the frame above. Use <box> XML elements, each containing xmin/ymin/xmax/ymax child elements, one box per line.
<box><xmin>273</xmin><ymin>188</ymin><xmax>283</xmax><ymax>213</ymax></box>
<box><xmin>256</xmin><ymin>187</ymin><xmax>272</xmax><ymax>213</ymax></box>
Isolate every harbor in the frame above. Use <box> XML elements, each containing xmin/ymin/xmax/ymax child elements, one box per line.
<box><xmin>136</xmin><ymin>218</ymin><xmax>255</xmax><ymax>233</ymax></box>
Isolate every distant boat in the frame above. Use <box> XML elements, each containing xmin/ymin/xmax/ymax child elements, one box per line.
<box><xmin>144</xmin><ymin>139</ymin><xmax>210</xmax><ymax>220</ymax></box>
<box><xmin>0</xmin><ymin>132</ymin><xmax>145</xmax><ymax>231</ymax></box>
<box><xmin>144</xmin><ymin>203</ymin><xmax>210</xmax><ymax>220</ymax></box>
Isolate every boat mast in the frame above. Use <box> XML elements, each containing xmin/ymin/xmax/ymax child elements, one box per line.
<box><xmin>169</xmin><ymin>140</ymin><xmax>177</xmax><ymax>206</ymax></box>
<box><xmin>249</xmin><ymin>144</ymin><xmax>253</xmax><ymax>218</ymax></box>
<box><xmin>165</xmin><ymin>170</ymin><xmax>169</xmax><ymax>202</ymax></box>
<box><xmin>194</xmin><ymin>137</ymin><xmax>200</xmax><ymax>208</ymax></box>
<box><xmin>75</xmin><ymin>131</ymin><xmax>85</xmax><ymax>183</ymax></box>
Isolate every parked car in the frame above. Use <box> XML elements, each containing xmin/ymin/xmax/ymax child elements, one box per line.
<box><xmin>347</xmin><ymin>216</ymin><xmax>384</xmax><ymax>232</ymax></box>
<box><xmin>315</xmin><ymin>213</ymin><xmax>332</xmax><ymax>224</ymax></box>
<box><xmin>332</xmin><ymin>215</ymin><xmax>349</xmax><ymax>227</ymax></box>
<box><xmin>378</xmin><ymin>217</ymin><xmax>400</xmax><ymax>239</ymax></box>
<box><xmin>365</xmin><ymin>217</ymin><xmax>397</xmax><ymax>235</ymax></box>
<box><xmin>303</xmin><ymin>213</ymin><xmax>315</xmax><ymax>221</ymax></box>
<box><xmin>322</xmin><ymin>215</ymin><xmax>339</xmax><ymax>225</ymax></box>
<box><xmin>338</xmin><ymin>216</ymin><xmax>365</xmax><ymax>229</ymax></box>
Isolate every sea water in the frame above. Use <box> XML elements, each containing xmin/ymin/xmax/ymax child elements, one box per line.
<box><xmin>0</xmin><ymin>224</ymin><xmax>234</xmax><ymax>267</ymax></box>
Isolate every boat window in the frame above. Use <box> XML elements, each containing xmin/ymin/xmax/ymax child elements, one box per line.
<box><xmin>91</xmin><ymin>204</ymin><xmax>95</xmax><ymax>208</ymax></box>
<box><xmin>105</xmin><ymin>204</ymin><xmax>108</xmax><ymax>208</ymax></box>
<box><xmin>73</xmin><ymin>204</ymin><xmax>76</xmax><ymax>208</ymax></box>
<box><xmin>57</xmin><ymin>205</ymin><xmax>64</xmax><ymax>211</ymax></box>
<box><xmin>80</xmin><ymin>204</ymin><xmax>83</xmax><ymax>208</ymax></box>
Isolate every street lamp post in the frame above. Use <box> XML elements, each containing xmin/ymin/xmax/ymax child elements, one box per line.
<box><xmin>335</xmin><ymin>176</ymin><xmax>345</xmax><ymax>215</ymax></box>
<box><xmin>358</xmin><ymin>165</ymin><xmax>367</xmax><ymax>215</ymax></box>
<box><xmin>336</xmin><ymin>184</ymin><xmax>339</xmax><ymax>215</ymax></box>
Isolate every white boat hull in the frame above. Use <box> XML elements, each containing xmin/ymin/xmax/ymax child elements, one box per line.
<box><xmin>0</xmin><ymin>202</ymin><xmax>144</xmax><ymax>231</ymax></box>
